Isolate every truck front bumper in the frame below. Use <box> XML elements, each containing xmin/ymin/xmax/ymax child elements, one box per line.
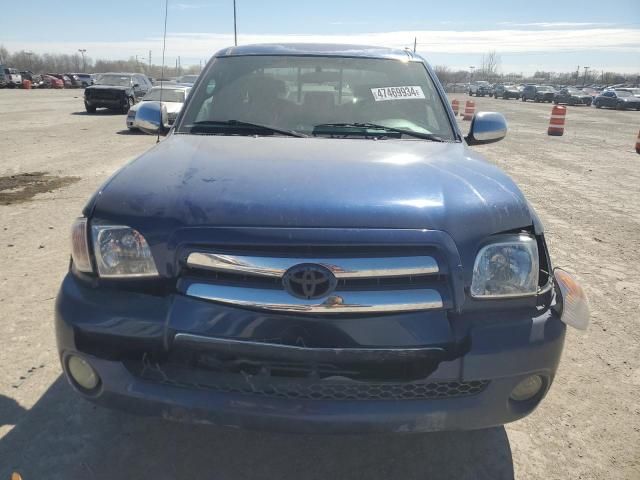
<box><xmin>56</xmin><ymin>273</ymin><xmax>566</xmax><ymax>433</ymax></box>
<box><xmin>85</xmin><ymin>97</ymin><xmax>127</xmax><ymax>110</ymax></box>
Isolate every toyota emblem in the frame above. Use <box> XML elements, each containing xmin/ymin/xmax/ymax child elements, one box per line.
<box><xmin>282</xmin><ymin>264</ymin><xmax>337</xmax><ymax>300</ymax></box>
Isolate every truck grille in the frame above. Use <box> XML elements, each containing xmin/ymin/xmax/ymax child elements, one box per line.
<box><xmin>89</xmin><ymin>90</ymin><xmax>120</xmax><ymax>100</ymax></box>
<box><xmin>128</xmin><ymin>361</ymin><xmax>488</xmax><ymax>401</ymax></box>
<box><xmin>180</xmin><ymin>247</ymin><xmax>452</xmax><ymax>314</ymax></box>
<box><xmin>160</xmin><ymin>378</ymin><xmax>487</xmax><ymax>401</ymax></box>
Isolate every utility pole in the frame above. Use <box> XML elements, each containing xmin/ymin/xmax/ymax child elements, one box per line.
<box><xmin>413</xmin><ymin>37</ymin><xmax>417</xmax><ymax>54</ymax></box>
<box><xmin>78</xmin><ymin>49</ymin><xmax>87</xmax><ymax>72</ymax></box>
<box><xmin>148</xmin><ymin>50</ymin><xmax>152</xmax><ymax>73</ymax></box>
<box><xmin>575</xmin><ymin>65</ymin><xmax>580</xmax><ymax>85</ymax></box>
<box><xmin>233</xmin><ymin>0</ymin><xmax>238</xmax><ymax>46</ymax></box>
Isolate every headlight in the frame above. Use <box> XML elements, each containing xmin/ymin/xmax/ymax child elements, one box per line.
<box><xmin>92</xmin><ymin>225</ymin><xmax>158</xmax><ymax>277</ymax></box>
<box><xmin>471</xmin><ymin>235</ymin><xmax>539</xmax><ymax>298</ymax></box>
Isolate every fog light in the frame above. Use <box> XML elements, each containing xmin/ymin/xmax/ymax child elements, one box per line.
<box><xmin>510</xmin><ymin>375</ymin><xmax>543</xmax><ymax>402</ymax></box>
<box><xmin>67</xmin><ymin>355</ymin><xmax>100</xmax><ymax>391</ymax></box>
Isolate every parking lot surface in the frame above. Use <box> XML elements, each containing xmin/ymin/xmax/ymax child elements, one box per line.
<box><xmin>0</xmin><ymin>89</ymin><xmax>638</xmax><ymax>479</ymax></box>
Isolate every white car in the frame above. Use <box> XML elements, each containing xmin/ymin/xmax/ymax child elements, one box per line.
<box><xmin>126</xmin><ymin>85</ymin><xmax>191</xmax><ymax>131</ymax></box>
<box><xmin>3</xmin><ymin>68</ymin><xmax>22</xmax><ymax>88</ymax></box>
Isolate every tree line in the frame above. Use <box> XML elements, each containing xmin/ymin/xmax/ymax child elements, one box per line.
<box><xmin>0</xmin><ymin>45</ymin><xmax>201</xmax><ymax>77</ymax></box>
<box><xmin>2</xmin><ymin>45</ymin><xmax>636</xmax><ymax>85</ymax></box>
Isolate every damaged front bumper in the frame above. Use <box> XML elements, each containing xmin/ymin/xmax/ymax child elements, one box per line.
<box><xmin>55</xmin><ymin>273</ymin><xmax>566</xmax><ymax>433</ymax></box>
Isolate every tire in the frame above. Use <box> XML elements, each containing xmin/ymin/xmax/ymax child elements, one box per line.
<box><xmin>503</xmin><ymin>94</ymin><xmax>508</xmax><ymax>100</ymax></box>
<box><xmin>616</xmin><ymin>102</ymin><xmax>624</xmax><ymax>110</ymax></box>
<box><xmin>554</xmin><ymin>100</ymin><xmax>559</xmax><ymax>105</ymax></box>
<box><xmin>521</xmin><ymin>96</ymin><xmax>526</xmax><ymax>102</ymax></box>
<box><xmin>594</xmin><ymin>101</ymin><xmax>601</xmax><ymax>109</ymax></box>
<box><xmin>121</xmin><ymin>96</ymin><xmax>132</xmax><ymax>114</ymax></box>
<box><xmin>84</xmin><ymin>102</ymin><xmax>96</xmax><ymax>113</ymax></box>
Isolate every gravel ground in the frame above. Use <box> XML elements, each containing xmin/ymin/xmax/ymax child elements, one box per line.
<box><xmin>0</xmin><ymin>89</ymin><xmax>638</xmax><ymax>479</ymax></box>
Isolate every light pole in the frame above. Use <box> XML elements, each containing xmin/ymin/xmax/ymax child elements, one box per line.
<box><xmin>469</xmin><ymin>66</ymin><xmax>475</xmax><ymax>82</ymax></box>
<box><xmin>78</xmin><ymin>49</ymin><xmax>87</xmax><ymax>72</ymax></box>
<box><xmin>25</xmin><ymin>51</ymin><xmax>33</xmax><ymax>71</ymax></box>
<box><xmin>583</xmin><ymin>66</ymin><xmax>590</xmax><ymax>87</ymax></box>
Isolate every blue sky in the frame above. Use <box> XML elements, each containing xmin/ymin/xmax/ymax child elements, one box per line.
<box><xmin>1</xmin><ymin>0</ymin><xmax>639</xmax><ymax>73</ymax></box>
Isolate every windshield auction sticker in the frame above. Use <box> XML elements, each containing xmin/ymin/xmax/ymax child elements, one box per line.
<box><xmin>371</xmin><ymin>86</ymin><xmax>425</xmax><ymax>101</ymax></box>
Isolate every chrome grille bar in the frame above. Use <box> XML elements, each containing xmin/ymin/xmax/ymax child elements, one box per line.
<box><xmin>185</xmin><ymin>284</ymin><xmax>443</xmax><ymax>314</ymax></box>
<box><xmin>186</xmin><ymin>253</ymin><xmax>439</xmax><ymax>278</ymax></box>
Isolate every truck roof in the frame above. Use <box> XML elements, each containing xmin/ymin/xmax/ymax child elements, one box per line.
<box><xmin>214</xmin><ymin>43</ymin><xmax>419</xmax><ymax>62</ymax></box>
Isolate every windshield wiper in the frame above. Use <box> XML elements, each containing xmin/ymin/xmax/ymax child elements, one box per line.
<box><xmin>313</xmin><ymin>123</ymin><xmax>445</xmax><ymax>142</ymax></box>
<box><xmin>189</xmin><ymin>120</ymin><xmax>307</xmax><ymax>138</ymax></box>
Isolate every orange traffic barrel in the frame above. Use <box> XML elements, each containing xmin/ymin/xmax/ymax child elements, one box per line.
<box><xmin>547</xmin><ymin>105</ymin><xmax>567</xmax><ymax>136</ymax></box>
<box><xmin>22</xmin><ymin>79</ymin><xmax>31</xmax><ymax>90</ymax></box>
<box><xmin>462</xmin><ymin>100</ymin><xmax>475</xmax><ymax>121</ymax></box>
<box><xmin>636</xmin><ymin>130</ymin><xmax>640</xmax><ymax>154</ymax></box>
<box><xmin>451</xmin><ymin>99</ymin><xmax>459</xmax><ymax>116</ymax></box>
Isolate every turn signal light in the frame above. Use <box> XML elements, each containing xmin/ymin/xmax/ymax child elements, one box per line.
<box><xmin>554</xmin><ymin>268</ymin><xmax>589</xmax><ymax>330</ymax></box>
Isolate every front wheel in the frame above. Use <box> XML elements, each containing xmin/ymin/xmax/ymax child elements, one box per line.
<box><xmin>84</xmin><ymin>102</ymin><xmax>96</xmax><ymax>113</ymax></box>
<box><xmin>594</xmin><ymin>101</ymin><xmax>601</xmax><ymax>108</ymax></box>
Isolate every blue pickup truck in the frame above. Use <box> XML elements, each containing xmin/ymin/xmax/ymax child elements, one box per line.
<box><xmin>56</xmin><ymin>44</ymin><xmax>588</xmax><ymax>433</ymax></box>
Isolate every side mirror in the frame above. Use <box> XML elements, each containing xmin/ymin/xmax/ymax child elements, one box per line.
<box><xmin>135</xmin><ymin>101</ymin><xmax>169</xmax><ymax>136</ymax></box>
<box><xmin>465</xmin><ymin>111</ymin><xmax>507</xmax><ymax>146</ymax></box>
<box><xmin>133</xmin><ymin>83</ymin><xmax>140</xmax><ymax>88</ymax></box>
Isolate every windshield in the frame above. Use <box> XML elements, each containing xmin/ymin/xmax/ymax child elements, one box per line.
<box><xmin>177</xmin><ymin>55</ymin><xmax>455</xmax><ymax>140</ymax></box>
<box><xmin>615</xmin><ymin>90</ymin><xmax>632</xmax><ymax>97</ymax></box>
<box><xmin>143</xmin><ymin>88</ymin><xmax>186</xmax><ymax>102</ymax></box>
<box><xmin>95</xmin><ymin>74</ymin><xmax>132</xmax><ymax>87</ymax></box>
<box><xmin>567</xmin><ymin>88</ymin><xmax>583</xmax><ymax>94</ymax></box>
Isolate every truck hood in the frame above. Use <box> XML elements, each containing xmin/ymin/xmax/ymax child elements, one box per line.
<box><xmin>91</xmin><ymin>135</ymin><xmax>535</xmax><ymax>245</ymax></box>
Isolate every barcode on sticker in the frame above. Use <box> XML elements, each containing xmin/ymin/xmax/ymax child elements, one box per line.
<box><xmin>371</xmin><ymin>86</ymin><xmax>425</xmax><ymax>101</ymax></box>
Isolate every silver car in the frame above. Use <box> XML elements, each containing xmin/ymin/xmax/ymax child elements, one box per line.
<box><xmin>126</xmin><ymin>85</ymin><xmax>191</xmax><ymax>131</ymax></box>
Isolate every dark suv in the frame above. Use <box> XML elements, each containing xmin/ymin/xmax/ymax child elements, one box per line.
<box><xmin>493</xmin><ymin>84</ymin><xmax>520</xmax><ymax>100</ymax></box>
<box><xmin>521</xmin><ymin>84</ymin><xmax>557</xmax><ymax>102</ymax></box>
<box><xmin>553</xmin><ymin>87</ymin><xmax>593</xmax><ymax>106</ymax></box>
<box><xmin>56</xmin><ymin>44</ymin><xmax>588</xmax><ymax>433</ymax></box>
<box><xmin>522</xmin><ymin>85</ymin><xmax>556</xmax><ymax>103</ymax></box>
<box><xmin>83</xmin><ymin>73</ymin><xmax>151</xmax><ymax>113</ymax></box>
